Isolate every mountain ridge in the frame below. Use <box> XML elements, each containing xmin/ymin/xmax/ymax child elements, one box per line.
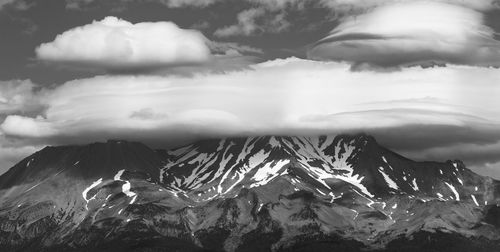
<box><xmin>1</xmin><ymin>134</ymin><xmax>499</xmax><ymax>251</ymax></box>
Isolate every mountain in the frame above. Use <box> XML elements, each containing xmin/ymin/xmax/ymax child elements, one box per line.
<box><xmin>1</xmin><ymin>134</ymin><xmax>500</xmax><ymax>251</ymax></box>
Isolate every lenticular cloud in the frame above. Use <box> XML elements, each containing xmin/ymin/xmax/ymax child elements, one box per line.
<box><xmin>36</xmin><ymin>16</ymin><xmax>211</xmax><ymax>70</ymax></box>
<box><xmin>308</xmin><ymin>1</ymin><xmax>500</xmax><ymax>67</ymax></box>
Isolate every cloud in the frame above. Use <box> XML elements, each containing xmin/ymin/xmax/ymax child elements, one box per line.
<box><xmin>130</xmin><ymin>108</ymin><xmax>167</xmax><ymax>120</ymax></box>
<box><xmin>1</xmin><ymin>115</ymin><xmax>56</xmax><ymax>138</ymax></box>
<box><xmin>62</xmin><ymin>0</ymin><xmax>500</xmax><ymax>12</ymax></box>
<box><xmin>0</xmin><ymin>79</ymin><xmax>44</xmax><ymax>116</ymax></box>
<box><xmin>308</xmin><ymin>1</ymin><xmax>500</xmax><ymax>67</ymax></box>
<box><xmin>2</xmin><ymin>57</ymin><xmax>499</xmax><ymax>139</ymax></box>
<box><xmin>206</xmin><ymin>41</ymin><xmax>264</xmax><ymax>55</ymax></box>
<box><xmin>0</xmin><ymin>0</ymin><xmax>15</xmax><ymax>9</ymax></box>
<box><xmin>318</xmin><ymin>0</ymin><xmax>500</xmax><ymax>12</ymax></box>
<box><xmin>0</xmin><ymin>0</ymin><xmax>32</xmax><ymax>11</ymax></box>
<box><xmin>36</xmin><ymin>16</ymin><xmax>211</xmax><ymax>71</ymax></box>
<box><xmin>214</xmin><ymin>7</ymin><xmax>291</xmax><ymax>37</ymax></box>
<box><xmin>1</xmin><ymin>57</ymin><xmax>499</xmax><ymax>176</ymax></box>
<box><xmin>65</xmin><ymin>0</ymin><xmax>220</xmax><ymax>9</ymax></box>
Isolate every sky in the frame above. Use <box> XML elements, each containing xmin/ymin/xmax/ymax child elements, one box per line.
<box><xmin>1</xmin><ymin>0</ymin><xmax>500</xmax><ymax>178</ymax></box>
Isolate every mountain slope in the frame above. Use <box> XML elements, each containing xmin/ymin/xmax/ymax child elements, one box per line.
<box><xmin>1</xmin><ymin>134</ymin><xmax>499</xmax><ymax>251</ymax></box>
<box><xmin>160</xmin><ymin>135</ymin><xmax>489</xmax><ymax>205</ymax></box>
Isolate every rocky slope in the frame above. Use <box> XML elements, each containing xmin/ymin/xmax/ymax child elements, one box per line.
<box><xmin>1</xmin><ymin>135</ymin><xmax>500</xmax><ymax>251</ymax></box>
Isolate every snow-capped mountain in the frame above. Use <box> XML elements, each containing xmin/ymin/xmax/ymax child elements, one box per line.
<box><xmin>160</xmin><ymin>135</ymin><xmax>488</xmax><ymax>205</ymax></box>
<box><xmin>1</xmin><ymin>134</ymin><xmax>499</xmax><ymax>251</ymax></box>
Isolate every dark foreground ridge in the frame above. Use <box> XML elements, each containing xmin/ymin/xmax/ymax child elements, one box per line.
<box><xmin>1</xmin><ymin>134</ymin><xmax>500</xmax><ymax>251</ymax></box>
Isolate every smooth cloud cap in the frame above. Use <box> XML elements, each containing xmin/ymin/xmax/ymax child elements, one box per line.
<box><xmin>308</xmin><ymin>1</ymin><xmax>500</xmax><ymax>67</ymax></box>
<box><xmin>35</xmin><ymin>16</ymin><xmax>211</xmax><ymax>70</ymax></box>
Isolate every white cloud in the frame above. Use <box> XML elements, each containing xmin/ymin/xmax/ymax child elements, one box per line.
<box><xmin>318</xmin><ymin>0</ymin><xmax>500</xmax><ymax>12</ymax></box>
<box><xmin>308</xmin><ymin>1</ymin><xmax>500</xmax><ymax>67</ymax></box>
<box><xmin>1</xmin><ymin>57</ymin><xmax>500</xmax><ymax>176</ymax></box>
<box><xmin>36</xmin><ymin>16</ymin><xmax>211</xmax><ymax>70</ymax></box>
<box><xmin>2</xmin><ymin>58</ymin><xmax>499</xmax><ymax>141</ymax></box>
<box><xmin>1</xmin><ymin>115</ymin><xmax>56</xmax><ymax>138</ymax></box>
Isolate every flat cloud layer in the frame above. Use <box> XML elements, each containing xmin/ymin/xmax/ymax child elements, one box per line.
<box><xmin>309</xmin><ymin>1</ymin><xmax>500</xmax><ymax>67</ymax></box>
<box><xmin>1</xmin><ymin>58</ymin><xmax>500</xmax><ymax>177</ymax></box>
<box><xmin>36</xmin><ymin>16</ymin><xmax>211</xmax><ymax>70</ymax></box>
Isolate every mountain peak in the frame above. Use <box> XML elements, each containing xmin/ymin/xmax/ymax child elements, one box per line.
<box><xmin>0</xmin><ymin>140</ymin><xmax>163</xmax><ymax>189</ymax></box>
<box><xmin>159</xmin><ymin>133</ymin><xmax>484</xmax><ymax>203</ymax></box>
<box><xmin>1</xmin><ymin>134</ymin><xmax>498</xmax><ymax>251</ymax></box>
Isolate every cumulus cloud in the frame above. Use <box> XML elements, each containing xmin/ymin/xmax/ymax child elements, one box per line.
<box><xmin>36</xmin><ymin>16</ymin><xmax>211</xmax><ymax>70</ymax></box>
<box><xmin>308</xmin><ymin>1</ymin><xmax>500</xmax><ymax>67</ymax></box>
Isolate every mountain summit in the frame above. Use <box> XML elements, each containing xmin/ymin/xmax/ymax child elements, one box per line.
<box><xmin>1</xmin><ymin>134</ymin><xmax>499</xmax><ymax>251</ymax></box>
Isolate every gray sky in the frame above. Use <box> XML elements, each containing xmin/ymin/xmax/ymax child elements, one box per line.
<box><xmin>1</xmin><ymin>0</ymin><xmax>500</xmax><ymax>178</ymax></box>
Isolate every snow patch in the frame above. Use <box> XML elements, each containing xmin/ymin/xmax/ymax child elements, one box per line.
<box><xmin>444</xmin><ymin>182</ymin><xmax>460</xmax><ymax>201</ymax></box>
<box><xmin>122</xmin><ymin>181</ymin><xmax>136</xmax><ymax>197</ymax></box>
<box><xmin>410</xmin><ymin>178</ymin><xmax>419</xmax><ymax>191</ymax></box>
<box><xmin>269</xmin><ymin>136</ymin><xmax>281</xmax><ymax>147</ymax></box>
<box><xmin>329</xmin><ymin>192</ymin><xmax>342</xmax><ymax>203</ymax></box>
<box><xmin>114</xmin><ymin>169</ymin><xmax>125</xmax><ymax>181</ymax></box>
<box><xmin>82</xmin><ymin>178</ymin><xmax>103</xmax><ymax>210</ymax></box>
<box><xmin>471</xmin><ymin>195</ymin><xmax>479</xmax><ymax>206</ymax></box>
<box><xmin>316</xmin><ymin>189</ymin><xmax>326</xmax><ymax>196</ymax></box>
<box><xmin>257</xmin><ymin>203</ymin><xmax>264</xmax><ymax>212</ymax></box>
<box><xmin>379</xmin><ymin>167</ymin><xmax>399</xmax><ymax>190</ymax></box>
<box><xmin>130</xmin><ymin>195</ymin><xmax>138</xmax><ymax>204</ymax></box>
<box><xmin>250</xmin><ymin>159</ymin><xmax>290</xmax><ymax>188</ymax></box>
<box><xmin>25</xmin><ymin>182</ymin><xmax>42</xmax><ymax>192</ymax></box>
<box><xmin>113</xmin><ymin>169</ymin><xmax>137</xmax><ymax>202</ymax></box>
